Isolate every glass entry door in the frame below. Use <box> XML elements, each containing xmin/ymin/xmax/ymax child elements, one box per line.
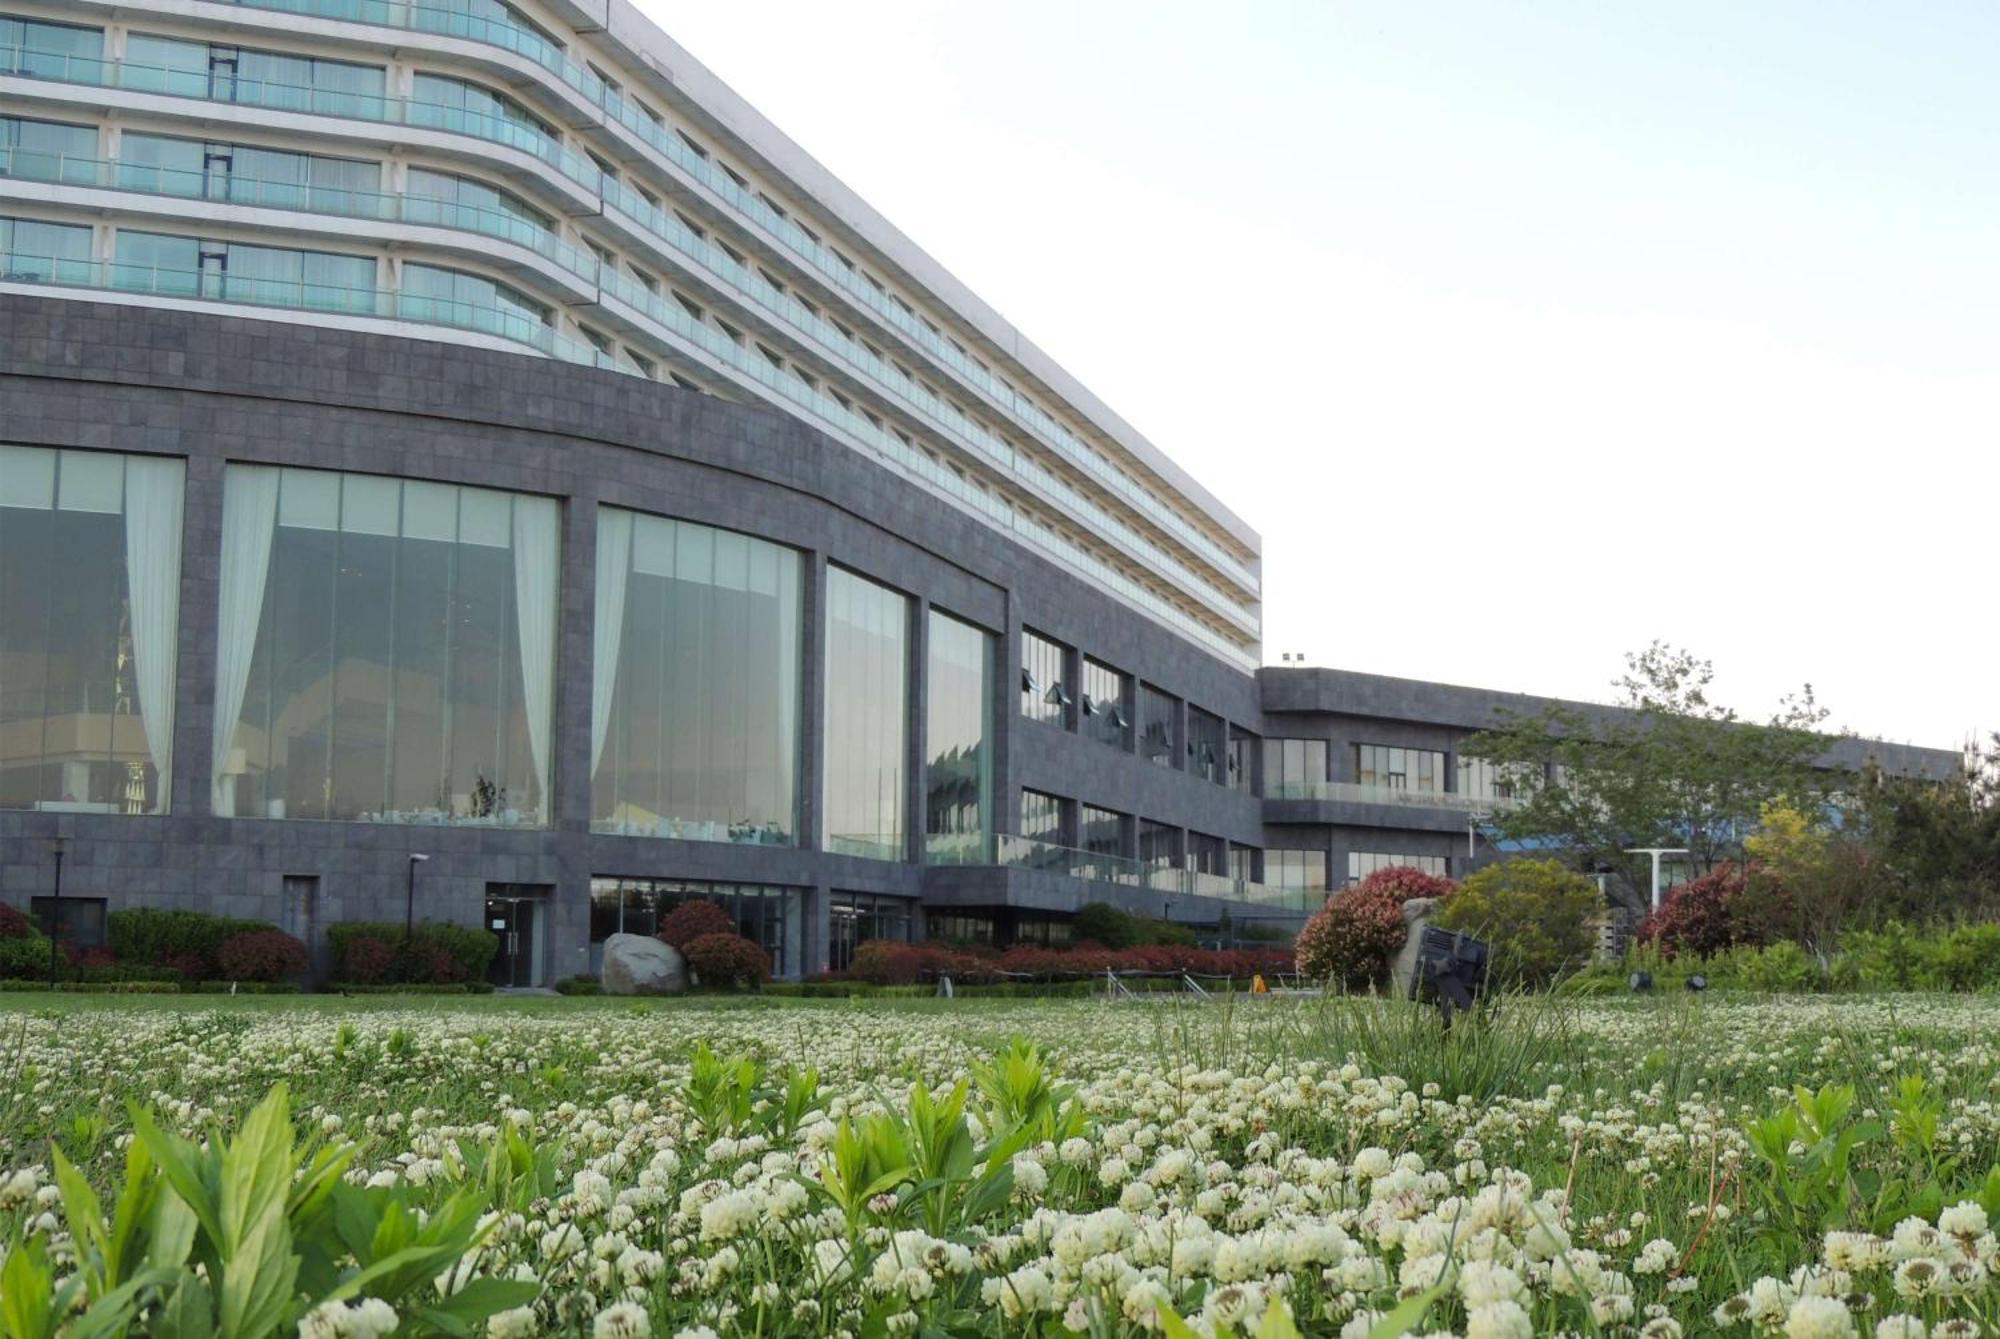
<box><xmin>485</xmin><ymin>885</ymin><xmax>547</xmax><ymax>987</ymax></box>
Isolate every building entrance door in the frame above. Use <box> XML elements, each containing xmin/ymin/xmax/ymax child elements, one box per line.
<box><xmin>485</xmin><ymin>885</ymin><xmax>548</xmax><ymax>988</ymax></box>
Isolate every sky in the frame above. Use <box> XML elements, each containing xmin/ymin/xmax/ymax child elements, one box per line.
<box><xmin>637</xmin><ymin>0</ymin><xmax>1996</xmax><ymax>751</ymax></box>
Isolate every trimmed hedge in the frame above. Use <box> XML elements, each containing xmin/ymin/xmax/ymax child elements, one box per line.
<box><xmin>326</xmin><ymin>981</ymin><xmax>498</xmax><ymax>995</ymax></box>
<box><xmin>327</xmin><ymin>922</ymin><xmax>497</xmax><ymax>985</ymax></box>
<box><xmin>108</xmin><ymin>907</ymin><xmax>269</xmax><ymax>979</ymax></box>
<box><xmin>0</xmin><ymin>979</ymin><xmax>180</xmax><ymax>994</ymax></box>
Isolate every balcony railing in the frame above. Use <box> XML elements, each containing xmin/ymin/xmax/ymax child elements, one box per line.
<box><xmin>922</xmin><ymin>832</ymin><xmax>1323</xmax><ymax>911</ymax></box>
<box><xmin>1264</xmin><ymin>781</ymin><xmax>1522</xmax><ymax>814</ymax></box>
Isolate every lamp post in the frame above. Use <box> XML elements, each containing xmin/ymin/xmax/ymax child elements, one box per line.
<box><xmin>404</xmin><ymin>853</ymin><xmax>430</xmax><ymax>940</ymax></box>
<box><xmin>1623</xmin><ymin>847</ymin><xmax>1690</xmax><ymax>914</ymax></box>
<box><xmin>47</xmin><ymin>836</ymin><xmax>64</xmax><ymax>984</ymax></box>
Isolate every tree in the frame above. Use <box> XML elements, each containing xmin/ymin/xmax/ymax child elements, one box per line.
<box><xmin>1434</xmin><ymin>858</ymin><xmax>1600</xmax><ymax>987</ymax></box>
<box><xmin>1464</xmin><ymin>642</ymin><xmax>1831</xmax><ymax>896</ymax></box>
<box><xmin>1844</xmin><ymin>734</ymin><xmax>2000</xmax><ymax>925</ymax></box>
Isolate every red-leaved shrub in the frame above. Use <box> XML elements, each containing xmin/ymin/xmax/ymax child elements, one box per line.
<box><xmin>217</xmin><ymin>928</ymin><xmax>309</xmax><ymax>982</ymax></box>
<box><xmin>1636</xmin><ymin>862</ymin><xmax>1788</xmax><ymax>959</ymax></box>
<box><xmin>1353</xmin><ymin>865</ymin><xmax>1458</xmax><ymax>904</ymax></box>
<box><xmin>0</xmin><ymin>902</ymin><xmax>33</xmax><ymax>940</ymax></box>
<box><xmin>682</xmin><ymin>932</ymin><xmax>771</xmax><ymax>989</ymax></box>
<box><xmin>66</xmin><ymin>946</ymin><xmax>118</xmax><ymax>969</ymax></box>
<box><xmin>342</xmin><ymin>935</ymin><xmax>395</xmax><ymax>984</ymax></box>
<box><xmin>158</xmin><ymin>950</ymin><xmax>212</xmax><ymax>980</ymax></box>
<box><xmin>399</xmin><ymin>941</ymin><xmax>467</xmax><ymax>985</ymax></box>
<box><xmin>1295</xmin><ymin>889</ymin><xmax>1409</xmax><ymax>988</ymax></box>
<box><xmin>658</xmin><ymin>900</ymin><xmax>736</xmax><ymax>950</ymax></box>
<box><xmin>844</xmin><ymin>939</ymin><xmax>1294</xmax><ymax>984</ymax></box>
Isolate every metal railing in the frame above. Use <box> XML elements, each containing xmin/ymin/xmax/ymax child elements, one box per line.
<box><xmin>922</xmin><ymin>832</ymin><xmax>1322</xmax><ymax>910</ymax></box>
<box><xmin>1264</xmin><ymin>780</ymin><xmax>1522</xmax><ymax>814</ymax></box>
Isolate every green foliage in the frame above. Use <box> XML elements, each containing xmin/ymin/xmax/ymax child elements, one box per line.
<box><xmin>552</xmin><ymin>974</ymin><xmax>603</xmax><ymax>996</ymax></box>
<box><xmin>106</xmin><ymin>908</ymin><xmax>270</xmax><ymax>977</ymax></box>
<box><xmin>326</xmin><ymin>922</ymin><xmax>497</xmax><ymax>986</ymax></box>
<box><xmin>1435</xmin><ymin>858</ymin><xmax>1599</xmax><ymax>987</ymax></box>
<box><xmin>1072</xmin><ymin>902</ymin><xmax>1196</xmax><ymax>949</ymax></box>
<box><xmin>3</xmin><ymin>1083</ymin><xmax>536</xmax><ymax>1339</ymax></box>
<box><xmin>1465</xmin><ymin>642</ymin><xmax>1830</xmax><ymax>882</ymax></box>
<box><xmin>0</xmin><ymin>934</ymin><xmax>53</xmax><ymax>979</ymax></box>
<box><xmin>1293</xmin><ymin>890</ymin><xmax>1406</xmax><ymax>989</ymax></box>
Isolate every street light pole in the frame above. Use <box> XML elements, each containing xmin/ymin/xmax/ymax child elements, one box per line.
<box><xmin>47</xmin><ymin>837</ymin><xmax>64</xmax><ymax>984</ymax></box>
<box><xmin>405</xmin><ymin>854</ymin><xmax>430</xmax><ymax>941</ymax></box>
<box><xmin>1623</xmin><ymin>847</ymin><xmax>1690</xmax><ymax>914</ymax></box>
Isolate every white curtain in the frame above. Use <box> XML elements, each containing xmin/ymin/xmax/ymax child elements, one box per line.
<box><xmin>511</xmin><ymin>497</ymin><xmax>558</xmax><ymax>815</ymax></box>
<box><xmin>211</xmin><ymin>466</ymin><xmax>281</xmax><ymax>814</ymax></box>
<box><xmin>122</xmin><ymin>456</ymin><xmax>185</xmax><ymax>813</ymax></box>
<box><xmin>590</xmin><ymin>506</ymin><xmax>631</xmax><ymax>775</ymax></box>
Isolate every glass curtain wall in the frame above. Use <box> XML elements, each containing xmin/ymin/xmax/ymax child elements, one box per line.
<box><xmin>823</xmin><ymin>567</ymin><xmax>909</xmax><ymax>859</ymax></box>
<box><xmin>122</xmin><ymin>35</ymin><xmax>387</xmax><ymax>117</ymax></box>
<box><xmin>1266</xmin><ymin>849</ymin><xmax>1330</xmax><ymax>892</ymax></box>
<box><xmin>215</xmin><ymin>466</ymin><xmax>558</xmax><ymax>827</ymax></box>
<box><xmin>923</xmin><ymin>609</ymin><xmax>992</xmax><ymax>861</ymax></box>
<box><xmin>0</xmin><ymin>446</ymin><xmax>183</xmax><ymax>814</ymax></box>
<box><xmin>1348</xmin><ymin>851</ymin><xmax>1448</xmax><ymax>882</ymax></box>
<box><xmin>1081</xmin><ymin>658</ymin><xmax>1131</xmax><ymax>749</ymax></box>
<box><xmin>1355</xmin><ymin>744</ymin><xmax>1446</xmax><ymax>792</ymax></box>
<box><xmin>590</xmin><ymin>509</ymin><xmax>801</xmax><ymax>844</ymax></box>
<box><xmin>0</xmin><ymin>117</ymin><xmax>96</xmax><ymax>184</ymax></box>
<box><xmin>1019</xmin><ymin>628</ymin><xmax>1066</xmax><ymax>725</ymax></box>
<box><xmin>1265</xmin><ymin>738</ymin><xmax>1328</xmax><ymax>798</ymax></box>
<box><xmin>113</xmin><ymin>231</ymin><xmax>377</xmax><ymax>312</ymax></box>
<box><xmin>117</xmin><ymin>133</ymin><xmax>381</xmax><ymax>213</ymax></box>
<box><xmin>1457</xmin><ymin>756</ymin><xmax>1525</xmax><ymax>802</ymax></box>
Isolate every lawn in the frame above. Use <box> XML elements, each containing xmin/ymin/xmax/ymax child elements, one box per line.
<box><xmin>2</xmin><ymin>991</ymin><xmax>1998</xmax><ymax>1337</ymax></box>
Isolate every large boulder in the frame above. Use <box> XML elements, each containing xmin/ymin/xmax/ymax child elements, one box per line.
<box><xmin>1388</xmin><ymin>897</ymin><xmax>1442</xmax><ymax>997</ymax></box>
<box><xmin>602</xmin><ymin>933</ymin><xmax>687</xmax><ymax>995</ymax></box>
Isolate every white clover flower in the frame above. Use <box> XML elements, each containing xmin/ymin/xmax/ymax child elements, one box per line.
<box><xmin>1873</xmin><ymin>1318</ymin><xmax>1925</xmax><ymax>1339</ymax></box>
<box><xmin>486</xmin><ymin>1306</ymin><xmax>538</xmax><ymax>1339</ymax></box>
<box><xmin>1938</xmin><ymin>1202</ymin><xmax>1987</xmax><ymax>1240</ymax></box>
<box><xmin>1465</xmin><ymin>1300</ymin><xmax>1533</xmax><ymax>1339</ymax></box>
<box><xmin>1784</xmin><ymin>1295</ymin><xmax>1856</xmax><ymax>1339</ymax></box>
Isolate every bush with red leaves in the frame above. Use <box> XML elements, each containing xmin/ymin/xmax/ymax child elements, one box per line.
<box><xmin>847</xmin><ymin>939</ymin><xmax>1294</xmax><ymax>984</ymax></box>
<box><xmin>1295</xmin><ymin>889</ymin><xmax>1410</xmax><ymax>989</ymax></box>
<box><xmin>216</xmin><ymin>928</ymin><xmax>309</xmax><ymax>982</ymax></box>
<box><xmin>1636</xmin><ymin>862</ymin><xmax>1783</xmax><ymax>959</ymax></box>
<box><xmin>657</xmin><ymin>900</ymin><xmax>736</xmax><ymax>951</ymax></box>
<box><xmin>158</xmin><ymin>950</ymin><xmax>212</xmax><ymax>980</ymax></box>
<box><xmin>342</xmin><ymin>935</ymin><xmax>395</xmax><ymax>985</ymax></box>
<box><xmin>846</xmin><ymin>940</ymin><xmax>993</xmax><ymax>985</ymax></box>
<box><xmin>1353</xmin><ymin>864</ymin><xmax>1458</xmax><ymax>904</ymax></box>
<box><xmin>66</xmin><ymin>946</ymin><xmax>118</xmax><ymax>969</ymax></box>
<box><xmin>398</xmin><ymin>941</ymin><xmax>466</xmax><ymax>985</ymax></box>
<box><xmin>682</xmin><ymin>932</ymin><xmax>771</xmax><ymax>989</ymax></box>
<box><xmin>0</xmin><ymin>902</ymin><xmax>33</xmax><ymax>940</ymax></box>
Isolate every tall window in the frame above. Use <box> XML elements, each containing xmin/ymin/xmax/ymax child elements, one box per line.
<box><xmin>1019</xmin><ymin>627</ymin><xmax>1067</xmax><ymax>726</ymax></box>
<box><xmin>1019</xmin><ymin>789</ymin><xmax>1069</xmax><ymax>847</ymax></box>
<box><xmin>1188</xmin><ymin>707</ymin><xmax>1225</xmax><ymax>783</ymax></box>
<box><xmin>0</xmin><ymin>16</ymin><xmax>103</xmax><ymax>79</ymax></box>
<box><xmin>1229</xmin><ymin>843</ymin><xmax>1258</xmax><ymax>884</ymax></box>
<box><xmin>828</xmin><ymin>891</ymin><xmax>912</xmax><ymax>973</ymax></box>
<box><xmin>590</xmin><ymin>510</ymin><xmax>801</xmax><ymax>845</ymax></box>
<box><xmin>0</xmin><ymin>216</ymin><xmax>91</xmax><ymax>283</ymax></box>
<box><xmin>1139</xmin><ymin>820</ymin><xmax>1179</xmax><ymax>871</ymax></box>
<box><xmin>588</xmin><ymin>877</ymin><xmax>800</xmax><ymax>977</ymax></box>
<box><xmin>1081</xmin><ymin>658</ymin><xmax>1131</xmax><ymax>749</ymax></box>
<box><xmin>925</xmin><ymin>609</ymin><xmax>992</xmax><ymax>855</ymax></box>
<box><xmin>405</xmin><ymin>166</ymin><xmax>551</xmax><ymax>240</ymax></box>
<box><xmin>1349</xmin><ymin>852</ymin><xmax>1448</xmax><ymax>882</ymax></box>
<box><xmin>1187</xmin><ymin>832</ymin><xmax>1227</xmax><ymax>877</ymax></box>
<box><xmin>1139</xmin><ymin>684</ymin><xmax>1178</xmax><ymax>768</ymax></box>
<box><xmin>1227</xmin><ymin>728</ymin><xmax>1258</xmax><ymax>794</ymax></box>
<box><xmin>215</xmin><ymin>466</ymin><xmax>558</xmax><ymax>827</ymax></box>
<box><xmin>1080</xmin><ymin>804</ymin><xmax>1124</xmax><ymax>857</ymax></box>
<box><xmin>1458</xmin><ymin>756</ymin><xmax>1525</xmax><ymax>802</ymax></box>
<box><xmin>0</xmin><ymin>446</ymin><xmax>183</xmax><ymax>814</ymax></box>
<box><xmin>1266</xmin><ymin>849</ymin><xmax>1330</xmax><ymax>892</ymax></box>
<box><xmin>399</xmin><ymin>263</ymin><xmax>550</xmax><ymax>342</ymax></box>
<box><xmin>1356</xmin><ymin>744</ymin><xmax>1445</xmax><ymax>792</ymax></box>
<box><xmin>823</xmin><ymin>567</ymin><xmax>909</xmax><ymax>859</ymax></box>
<box><xmin>408</xmin><ymin>72</ymin><xmax>555</xmax><ymax>149</ymax></box>
<box><xmin>122</xmin><ymin>35</ymin><xmax>386</xmax><ymax>118</ymax></box>
<box><xmin>1265</xmin><ymin>738</ymin><xmax>1328</xmax><ymax>798</ymax></box>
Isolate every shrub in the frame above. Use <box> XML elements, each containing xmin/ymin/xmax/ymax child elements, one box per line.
<box><xmin>0</xmin><ymin>933</ymin><xmax>54</xmax><ymax>978</ymax></box>
<box><xmin>216</xmin><ymin>928</ymin><xmax>309</xmax><ymax>982</ymax></box>
<box><xmin>1295</xmin><ymin>889</ymin><xmax>1409</xmax><ymax>989</ymax></box>
<box><xmin>555</xmin><ymin>974</ymin><xmax>604</xmax><ymax>996</ymax></box>
<box><xmin>107</xmin><ymin>907</ymin><xmax>269</xmax><ymax>978</ymax></box>
<box><xmin>1070</xmin><ymin>902</ymin><xmax>1195</xmax><ymax>949</ymax></box>
<box><xmin>1635</xmin><ymin>863</ymin><xmax>1746</xmax><ymax>959</ymax></box>
<box><xmin>1353</xmin><ymin>865</ymin><xmax>1458</xmax><ymax>904</ymax></box>
<box><xmin>1435</xmin><ymin>858</ymin><xmax>1600</xmax><ymax>988</ymax></box>
<box><xmin>656</xmin><ymin>900</ymin><xmax>736</xmax><ymax>950</ymax></box>
<box><xmin>682</xmin><ymin>932</ymin><xmax>770</xmax><ymax>989</ymax></box>
<box><xmin>0</xmin><ymin>901</ymin><xmax>33</xmax><ymax>939</ymax></box>
<box><xmin>328</xmin><ymin>921</ymin><xmax>497</xmax><ymax>985</ymax></box>
<box><xmin>341</xmin><ymin>935</ymin><xmax>395</xmax><ymax>985</ymax></box>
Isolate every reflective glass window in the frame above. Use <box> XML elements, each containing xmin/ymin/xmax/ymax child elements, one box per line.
<box><xmin>1355</xmin><ymin>743</ymin><xmax>1446</xmax><ymax>792</ymax></box>
<box><xmin>1139</xmin><ymin>684</ymin><xmax>1178</xmax><ymax>769</ymax></box>
<box><xmin>1264</xmin><ymin>738</ymin><xmax>1328</xmax><ymax>797</ymax></box>
<box><xmin>1019</xmin><ymin>627</ymin><xmax>1066</xmax><ymax>725</ymax></box>
<box><xmin>590</xmin><ymin>509</ymin><xmax>801</xmax><ymax>845</ymax></box>
<box><xmin>1019</xmin><ymin>788</ymin><xmax>1068</xmax><ymax>847</ymax></box>
<box><xmin>1348</xmin><ymin>851</ymin><xmax>1449</xmax><ymax>882</ymax></box>
<box><xmin>587</xmin><ymin>877</ymin><xmax>801</xmax><ymax>978</ymax></box>
<box><xmin>828</xmin><ymin>890</ymin><xmax>912</xmax><ymax>973</ymax></box>
<box><xmin>823</xmin><ymin>567</ymin><xmax>909</xmax><ymax>859</ymax></box>
<box><xmin>0</xmin><ymin>446</ymin><xmax>183</xmax><ymax>814</ymax></box>
<box><xmin>400</xmin><ymin>261</ymin><xmax>549</xmax><ymax>339</ymax></box>
<box><xmin>0</xmin><ymin>117</ymin><xmax>96</xmax><ymax>185</ymax></box>
<box><xmin>924</xmin><ymin>609</ymin><xmax>992</xmax><ymax>854</ymax></box>
<box><xmin>0</xmin><ymin>16</ymin><xmax>104</xmax><ymax>79</ymax></box>
<box><xmin>1188</xmin><ymin>706</ymin><xmax>1225</xmax><ymax>783</ymax></box>
<box><xmin>1266</xmin><ymin>849</ymin><xmax>1330</xmax><ymax>891</ymax></box>
<box><xmin>216</xmin><ymin>466</ymin><xmax>558</xmax><ymax>828</ymax></box>
<box><xmin>1081</xmin><ymin>657</ymin><xmax>1131</xmax><ymax>749</ymax></box>
<box><xmin>0</xmin><ymin>215</ymin><xmax>91</xmax><ymax>282</ymax></box>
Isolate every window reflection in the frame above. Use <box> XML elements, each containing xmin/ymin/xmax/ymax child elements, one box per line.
<box><xmin>925</xmin><ymin>609</ymin><xmax>993</xmax><ymax>860</ymax></box>
<box><xmin>590</xmin><ymin>509</ymin><xmax>801</xmax><ymax>845</ymax></box>
<box><xmin>823</xmin><ymin>567</ymin><xmax>909</xmax><ymax>859</ymax></box>
<box><xmin>588</xmin><ymin>876</ymin><xmax>800</xmax><ymax>977</ymax></box>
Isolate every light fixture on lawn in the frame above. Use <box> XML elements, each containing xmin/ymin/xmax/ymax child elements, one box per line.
<box><xmin>1686</xmin><ymin>974</ymin><xmax>1708</xmax><ymax>992</ymax></box>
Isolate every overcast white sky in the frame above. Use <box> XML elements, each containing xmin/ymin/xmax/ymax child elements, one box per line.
<box><xmin>639</xmin><ymin>0</ymin><xmax>1995</xmax><ymax>751</ymax></box>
